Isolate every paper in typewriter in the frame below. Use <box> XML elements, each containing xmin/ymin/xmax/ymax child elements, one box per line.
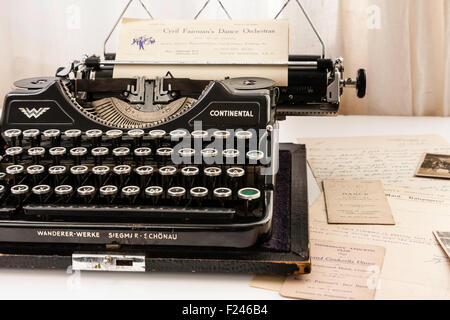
<box><xmin>114</xmin><ymin>19</ymin><xmax>289</xmax><ymax>85</ymax></box>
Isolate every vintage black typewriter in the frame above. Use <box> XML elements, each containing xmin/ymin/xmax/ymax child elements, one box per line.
<box><xmin>0</xmin><ymin>0</ymin><xmax>365</xmax><ymax>260</ymax></box>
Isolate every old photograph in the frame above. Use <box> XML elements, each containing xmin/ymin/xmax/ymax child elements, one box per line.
<box><xmin>415</xmin><ymin>153</ymin><xmax>450</xmax><ymax>179</ymax></box>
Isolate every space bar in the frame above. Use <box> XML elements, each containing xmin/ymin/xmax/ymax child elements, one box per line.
<box><xmin>23</xmin><ymin>205</ymin><xmax>235</xmax><ymax>220</ymax></box>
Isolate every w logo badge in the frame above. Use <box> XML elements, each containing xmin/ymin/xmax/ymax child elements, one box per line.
<box><xmin>19</xmin><ymin>107</ymin><xmax>50</xmax><ymax>119</ymax></box>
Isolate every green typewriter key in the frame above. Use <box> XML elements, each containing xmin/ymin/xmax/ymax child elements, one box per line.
<box><xmin>238</xmin><ymin>187</ymin><xmax>261</xmax><ymax>215</ymax></box>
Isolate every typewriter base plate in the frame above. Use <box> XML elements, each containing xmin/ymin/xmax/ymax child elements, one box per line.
<box><xmin>0</xmin><ymin>144</ymin><xmax>310</xmax><ymax>275</ymax></box>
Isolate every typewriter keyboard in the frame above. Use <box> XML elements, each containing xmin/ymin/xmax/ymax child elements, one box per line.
<box><xmin>0</xmin><ymin>128</ymin><xmax>273</xmax><ymax>224</ymax></box>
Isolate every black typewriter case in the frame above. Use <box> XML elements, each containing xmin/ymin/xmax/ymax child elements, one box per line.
<box><xmin>0</xmin><ymin>144</ymin><xmax>310</xmax><ymax>275</ymax></box>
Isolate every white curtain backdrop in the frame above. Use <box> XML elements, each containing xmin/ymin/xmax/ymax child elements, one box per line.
<box><xmin>0</xmin><ymin>0</ymin><xmax>449</xmax><ymax>116</ymax></box>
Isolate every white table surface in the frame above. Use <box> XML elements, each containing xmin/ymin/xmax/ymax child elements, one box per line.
<box><xmin>0</xmin><ymin>116</ymin><xmax>449</xmax><ymax>300</ymax></box>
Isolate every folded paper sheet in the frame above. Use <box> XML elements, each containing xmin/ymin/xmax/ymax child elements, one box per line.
<box><xmin>280</xmin><ymin>240</ymin><xmax>386</xmax><ymax>300</ymax></box>
<box><xmin>114</xmin><ymin>19</ymin><xmax>289</xmax><ymax>85</ymax></box>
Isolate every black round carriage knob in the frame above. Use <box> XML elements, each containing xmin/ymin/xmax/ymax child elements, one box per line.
<box><xmin>4</xmin><ymin>129</ymin><xmax>22</xmax><ymax>147</ymax></box>
<box><xmin>86</xmin><ymin>129</ymin><xmax>103</xmax><ymax>147</ymax></box>
<box><xmin>43</xmin><ymin>129</ymin><xmax>62</xmax><ymax>147</ymax></box>
<box><xmin>343</xmin><ymin>69</ymin><xmax>367</xmax><ymax>99</ymax></box>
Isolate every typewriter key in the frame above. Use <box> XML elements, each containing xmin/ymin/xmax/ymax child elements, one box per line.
<box><xmin>43</xmin><ymin>129</ymin><xmax>62</xmax><ymax>147</ymax></box>
<box><xmin>28</xmin><ymin>147</ymin><xmax>46</xmax><ymax>164</ymax></box>
<box><xmin>0</xmin><ymin>172</ymin><xmax>6</xmax><ymax>182</ymax></box>
<box><xmin>159</xmin><ymin>166</ymin><xmax>177</xmax><ymax>190</ymax></box>
<box><xmin>64</xmin><ymin>129</ymin><xmax>82</xmax><ymax>147</ymax></box>
<box><xmin>91</xmin><ymin>147</ymin><xmax>109</xmax><ymax>166</ymax></box>
<box><xmin>190</xmin><ymin>187</ymin><xmax>208</xmax><ymax>204</ymax></box>
<box><xmin>6</xmin><ymin>146</ymin><xmax>23</xmax><ymax>164</ymax></box>
<box><xmin>204</xmin><ymin>167</ymin><xmax>222</xmax><ymax>190</ymax></box>
<box><xmin>49</xmin><ymin>147</ymin><xmax>67</xmax><ymax>165</ymax></box>
<box><xmin>170</xmin><ymin>129</ymin><xmax>189</xmax><ymax>140</ymax></box>
<box><xmin>23</xmin><ymin>129</ymin><xmax>41</xmax><ymax>147</ymax></box>
<box><xmin>6</xmin><ymin>165</ymin><xmax>24</xmax><ymax>185</ymax></box>
<box><xmin>213</xmin><ymin>130</ymin><xmax>231</xmax><ymax>140</ymax></box>
<box><xmin>236</xmin><ymin>130</ymin><xmax>253</xmax><ymax>141</ymax></box>
<box><xmin>100</xmin><ymin>185</ymin><xmax>118</xmax><ymax>204</ymax></box>
<box><xmin>157</xmin><ymin>147</ymin><xmax>174</xmax><ymax>165</ymax></box>
<box><xmin>27</xmin><ymin>165</ymin><xmax>45</xmax><ymax>185</ymax></box>
<box><xmin>70</xmin><ymin>147</ymin><xmax>88</xmax><ymax>165</ymax></box>
<box><xmin>122</xmin><ymin>186</ymin><xmax>141</xmax><ymax>205</ymax></box>
<box><xmin>106</xmin><ymin>130</ymin><xmax>123</xmax><ymax>148</ymax></box>
<box><xmin>49</xmin><ymin>166</ymin><xmax>67</xmax><ymax>185</ymax></box>
<box><xmin>236</xmin><ymin>130</ymin><xmax>253</xmax><ymax>154</ymax></box>
<box><xmin>4</xmin><ymin>129</ymin><xmax>22</xmax><ymax>147</ymax></box>
<box><xmin>0</xmin><ymin>185</ymin><xmax>6</xmax><ymax>198</ymax></box>
<box><xmin>178</xmin><ymin>148</ymin><xmax>196</xmax><ymax>165</ymax></box>
<box><xmin>192</xmin><ymin>130</ymin><xmax>208</xmax><ymax>140</ymax></box>
<box><xmin>113</xmin><ymin>147</ymin><xmax>130</xmax><ymax>165</ymax></box>
<box><xmin>134</xmin><ymin>147</ymin><xmax>152</xmax><ymax>166</ymax></box>
<box><xmin>201</xmin><ymin>148</ymin><xmax>218</xmax><ymax>165</ymax></box>
<box><xmin>214</xmin><ymin>187</ymin><xmax>232</xmax><ymax>207</ymax></box>
<box><xmin>227</xmin><ymin>167</ymin><xmax>245</xmax><ymax>196</ymax></box>
<box><xmin>136</xmin><ymin>166</ymin><xmax>154</xmax><ymax>189</ymax></box>
<box><xmin>70</xmin><ymin>165</ymin><xmax>89</xmax><ymax>187</ymax></box>
<box><xmin>181</xmin><ymin>166</ymin><xmax>199</xmax><ymax>189</ymax></box>
<box><xmin>55</xmin><ymin>185</ymin><xmax>73</xmax><ymax>203</ymax></box>
<box><xmin>238</xmin><ymin>187</ymin><xmax>261</xmax><ymax>214</ymax></box>
<box><xmin>77</xmin><ymin>186</ymin><xmax>96</xmax><ymax>204</ymax></box>
<box><xmin>145</xmin><ymin>186</ymin><xmax>163</xmax><ymax>205</ymax></box>
<box><xmin>32</xmin><ymin>185</ymin><xmax>52</xmax><ymax>203</ymax></box>
<box><xmin>149</xmin><ymin>130</ymin><xmax>166</xmax><ymax>150</ymax></box>
<box><xmin>223</xmin><ymin>149</ymin><xmax>240</xmax><ymax>165</ymax></box>
<box><xmin>128</xmin><ymin>129</ymin><xmax>145</xmax><ymax>148</ymax></box>
<box><xmin>11</xmin><ymin>184</ymin><xmax>29</xmax><ymax>206</ymax></box>
<box><xmin>168</xmin><ymin>187</ymin><xmax>186</xmax><ymax>205</ymax></box>
<box><xmin>92</xmin><ymin>166</ymin><xmax>111</xmax><ymax>187</ymax></box>
<box><xmin>113</xmin><ymin>165</ymin><xmax>132</xmax><ymax>188</ymax></box>
<box><xmin>86</xmin><ymin>129</ymin><xmax>103</xmax><ymax>147</ymax></box>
